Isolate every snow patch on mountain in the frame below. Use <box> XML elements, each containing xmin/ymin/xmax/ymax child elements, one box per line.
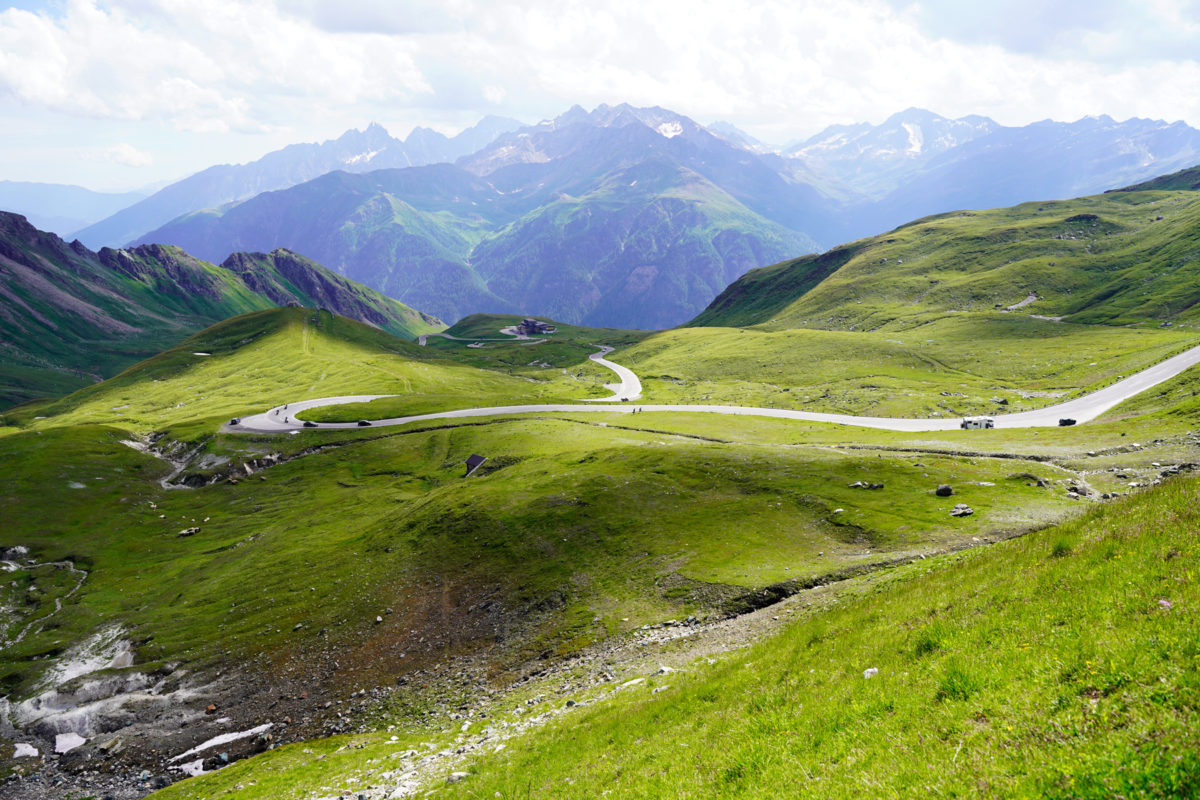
<box><xmin>344</xmin><ymin>149</ymin><xmax>384</xmax><ymax>166</ymax></box>
<box><xmin>657</xmin><ymin>121</ymin><xmax>683</xmax><ymax>139</ymax></box>
<box><xmin>902</xmin><ymin>123</ymin><xmax>923</xmax><ymax>155</ymax></box>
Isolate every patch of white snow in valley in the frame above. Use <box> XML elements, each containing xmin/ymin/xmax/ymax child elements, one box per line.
<box><xmin>36</xmin><ymin>626</ymin><xmax>132</xmax><ymax>690</ymax></box>
<box><xmin>656</xmin><ymin>121</ymin><xmax>683</xmax><ymax>138</ymax></box>
<box><xmin>169</xmin><ymin>723</ymin><xmax>273</xmax><ymax>762</ymax></box>
<box><xmin>55</xmin><ymin>732</ymin><xmax>86</xmax><ymax>753</ymax></box>
<box><xmin>172</xmin><ymin>759</ymin><xmax>206</xmax><ymax>777</ymax></box>
<box><xmin>12</xmin><ymin>742</ymin><xmax>38</xmax><ymax>758</ymax></box>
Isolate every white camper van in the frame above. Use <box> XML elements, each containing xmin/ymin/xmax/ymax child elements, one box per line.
<box><xmin>960</xmin><ymin>417</ymin><xmax>995</xmax><ymax>430</ymax></box>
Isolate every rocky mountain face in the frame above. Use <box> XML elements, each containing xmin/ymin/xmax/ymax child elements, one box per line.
<box><xmin>73</xmin><ymin>117</ymin><xmax>523</xmax><ymax>249</ymax></box>
<box><xmin>134</xmin><ymin>105</ymin><xmax>824</xmax><ymax>328</ymax></box>
<box><xmin>0</xmin><ymin>211</ymin><xmax>439</xmax><ymax>408</ymax></box>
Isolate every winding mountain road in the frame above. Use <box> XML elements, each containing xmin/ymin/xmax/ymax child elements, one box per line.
<box><xmin>228</xmin><ymin>341</ymin><xmax>1200</xmax><ymax>435</ymax></box>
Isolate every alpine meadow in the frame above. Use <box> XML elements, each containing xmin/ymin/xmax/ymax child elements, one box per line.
<box><xmin>2</xmin><ymin>3</ymin><xmax>1200</xmax><ymax>799</ymax></box>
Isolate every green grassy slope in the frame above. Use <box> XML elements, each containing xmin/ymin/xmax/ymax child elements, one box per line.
<box><xmin>2</xmin><ymin>291</ymin><xmax>1199</xmax><ymax>797</ymax></box>
<box><xmin>1115</xmin><ymin>163</ymin><xmax>1200</xmax><ymax>192</ymax></box>
<box><xmin>693</xmin><ymin>189</ymin><xmax>1200</xmax><ymax>332</ymax></box>
<box><xmin>418</xmin><ymin>473</ymin><xmax>1200</xmax><ymax>800</ymax></box>
<box><xmin>618</xmin><ymin>314</ymin><xmax>1195</xmax><ymax>418</ymax></box>
<box><xmin>0</xmin><ymin>306</ymin><xmax>1109</xmax><ymax>698</ymax></box>
<box><xmin>145</xmin><ymin>436</ymin><xmax>1200</xmax><ymax>799</ymax></box>
<box><xmin>619</xmin><ymin>184</ymin><xmax>1200</xmax><ymax>418</ymax></box>
<box><xmin>0</xmin><ymin>308</ymin><xmax>567</xmax><ymax>436</ymax></box>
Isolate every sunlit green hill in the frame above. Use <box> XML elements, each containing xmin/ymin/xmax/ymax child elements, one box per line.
<box><xmin>692</xmin><ymin>188</ymin><xmax>1200</xmax><ymax>332</ymax></box>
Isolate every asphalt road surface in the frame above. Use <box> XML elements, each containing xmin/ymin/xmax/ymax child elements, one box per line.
<box><xmin>227</xmin><ymin>341</ymin><xmax>1200</xmax><ymax>435</ymax></box>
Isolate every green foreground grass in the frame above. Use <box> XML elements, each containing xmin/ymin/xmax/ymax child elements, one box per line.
<box><xmin>155</xmin><ymin>471</ymin><xmax>1200</xmax><ymax>799</ymax></box>
<box><xmin>0</xmin><ymin>408</ymin><xmax>1089</xmax><ymax>698</ymax></box>
<box><xmin>436</xmin><ymin>474</ymin><xmax>1200</xmax><ymax>799</ymax></box>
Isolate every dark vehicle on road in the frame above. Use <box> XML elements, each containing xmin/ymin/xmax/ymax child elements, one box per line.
<box><xmin>1059</xmin><ymin>418</ymin><xmax>1077</xmax><ymax>426</ymax></box>
<box><xmin>303</xmin><ymin>420</ymin><xmax>318</xmax><ymax>428</ymax></box>
<box><xmin>229</xmin><ymin>417</ymin><xmax>240</xmax><ymax>425</ymax></box>
<box><xmin>357</xmin><ymin>419</ymin><xmax>371</xmax><ymax>426</ymax></box>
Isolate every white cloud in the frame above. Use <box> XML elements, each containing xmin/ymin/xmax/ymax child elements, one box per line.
<box><xmin>103</xmin><ymin>143</ymin><xmax>154</xmax><ymax>167</ymax></box>
<box><xmin>76</xmin><ymin>142</ymin><xmax>155</xmax><ymax>167</ymax></box>
<box><xmin>0</xmin><ymin>0</ymin><xmax>432</xmax><ymax>133</ymax></box>
<box><xmin>2</xmin><ymin>0</ymin><xmax>1200</xmax><ymax>178</ymax></box>
<box><xmin>444</xmin><ymin>0</ymin><xmax>1200</xmax><ymax>139</ymax></box>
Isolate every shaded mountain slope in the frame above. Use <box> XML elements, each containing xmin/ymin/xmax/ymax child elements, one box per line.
<box><xmin>0</xmin><ymin>212</ymin><xmax>440</xmax><ymax>408</ymax></box>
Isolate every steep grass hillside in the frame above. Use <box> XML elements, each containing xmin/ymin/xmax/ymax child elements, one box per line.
<box><xmin>620</xmin><ymin>315</ymin><xmax>1195</xmax><ymax>418</ymax></box>
<box><xmin>1115</xmin><ymin>164</ymin><xmax>1200</xmax><ymax>192</ymax></box>
<box><xmin>416</xmin><ymin>471</ymin><xmax>1200</xmax><ymax>799</ymax></box>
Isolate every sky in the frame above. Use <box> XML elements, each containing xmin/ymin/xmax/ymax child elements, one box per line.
<box><xmin>2</xmin><ymin>0</ymin><xmax>1200</xmax><ymax>192</ymax></box>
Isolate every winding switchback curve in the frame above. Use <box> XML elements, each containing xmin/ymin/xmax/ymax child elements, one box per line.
<box><xmin>227</xmin><ymin>341</ymin><xmax>1200</xmax><ymax>435</ymax></box>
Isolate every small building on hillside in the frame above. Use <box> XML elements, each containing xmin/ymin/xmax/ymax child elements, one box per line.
<box><xmin>517</xmin><ymin>318</ymin><xmax>557</xmax><ymax>335</ymax></box>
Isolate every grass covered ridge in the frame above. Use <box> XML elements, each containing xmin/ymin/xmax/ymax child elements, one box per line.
<box><xmin>693</xmin><ymin>188</ymin><xmax>1200</xmax><ymax>332</ymax></box>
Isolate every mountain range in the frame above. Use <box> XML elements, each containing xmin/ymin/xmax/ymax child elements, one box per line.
<box><xmin>72</xmin><ymin>116</ymin><xmax>523</xmax><ymax>249</ymax></box>
<box><xmin>131</xmin><ymin>105</ymin><xmax>822</xmax><ymax>328</ymax></box>
<box><xmin>16</xmin><ymin>104</ymin><xmax>1200</xmax><ymax>332</ymax></box>
<box><xmin>0</xmin><ymin>211</ymin><xmax>440</xmax><ymax>407</ymax></box>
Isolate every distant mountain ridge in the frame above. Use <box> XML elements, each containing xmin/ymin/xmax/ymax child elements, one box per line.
<box><xmin>73</xmin><ymin>116</ymin><xmax>523</xmax><ymax>249</ymax></box>
<box><xmin>0</xmin><ymin>180</ymin><xmax>148</xmax><ymax>238</ymax></box>
<box><xmin>134</xmin><ymin>104</ymin><xmax>822</xmax><ymax>329</ymax></box>
<box><xmin>87</xmin><ymin>103</ymin><xmax>1200</xmax><ymax>331</ymax></box>
<box><xmin>0</xmin><ymin>211</ymin><xmax>440</xmax><ymax>408</ymax></box>
<box><xmin>785</xmin><ymin>107</ymin><xmax>1000</xmax><ymax>199</ymax></box>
